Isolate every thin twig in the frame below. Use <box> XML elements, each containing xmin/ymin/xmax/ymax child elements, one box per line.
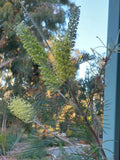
<box><xmin>19</xmin><ymin>0</ymin><xmax>51</xmax><ymax>51</ymax></box>
<box><xmin>34</xmin><ymin>119</ymin><xmax>73</xmax><ymax>145</ymax></box>
<box><xmin>96</xmin><ymin>36</ymin><xmax>106</xmax><ymax>48</ymax></box>
<box><xmin>0</xmin><ymin>56</ymin><xmax>17</xmax><ymax>69</ymax></box>
<box><xmin>0</xmin><ymin>155</ymin><xmax>7</xmax><ymax>160</ymax></box>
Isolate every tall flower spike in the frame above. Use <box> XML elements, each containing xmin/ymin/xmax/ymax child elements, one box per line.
<box><xmin>67</xmin><ymin>6</ymin><xmax>80</xmax><ymax>48</ymax></box>
<box><xmin>51</xmin><ymin>36</ymin><xmax>76</xmax><ymax>82</ymax></box>
<box><xmin>15</xmin><ymin>22</ymin><xmax>60</xmax><ymax>91</ymax></box>
<box><xmin>8</xmin><ymin>96</ymin><xmax>35</xmax><ymax>123</ymax></box>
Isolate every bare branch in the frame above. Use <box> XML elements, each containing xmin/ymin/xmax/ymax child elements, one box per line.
<box><xmin>19</xmin><ymin>0</ymin><xmax>51</xmax><ymax>51</ymax></box>
<box><xmin>0</xmin><ymin>56</ymin><xmax>16</xmax><ymax>69</ymax></box>
<box><xmin>34</xmin><ymin>119</ymin><xmax>73</xmax><ymax>146</ymax></box>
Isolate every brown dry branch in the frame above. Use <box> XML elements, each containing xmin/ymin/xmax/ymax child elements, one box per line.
<box><xmin>0</xmin><ymin>34</ymin><xmax>6</xmax><ymax>49</ymax></box>
<box><xmin>0</xmin><ymin>56</ymin><xmax>16</xmax><ymax>69</ymax></box>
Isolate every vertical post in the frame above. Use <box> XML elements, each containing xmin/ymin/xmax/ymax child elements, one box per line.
<box><xmin>103</xmin><ymin>0</ymin><xmax>120</xmax><ymax>159</ymax></box>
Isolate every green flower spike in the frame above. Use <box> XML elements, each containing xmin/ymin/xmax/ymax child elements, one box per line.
<box><xmin>8</xmin><ymin>96</ymin><xmax>35</xmax><ymax>123</ymax></box>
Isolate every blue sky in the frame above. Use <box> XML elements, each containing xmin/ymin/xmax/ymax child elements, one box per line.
<box><xmin>72</xmin><ymin>0</ymin><xmax>109</xmax><ymax>53</ymax></box>
<box><xmin>70</xmin><ymin>0</ymin><xmax>109</xmax><ymax>78</ymax></box>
